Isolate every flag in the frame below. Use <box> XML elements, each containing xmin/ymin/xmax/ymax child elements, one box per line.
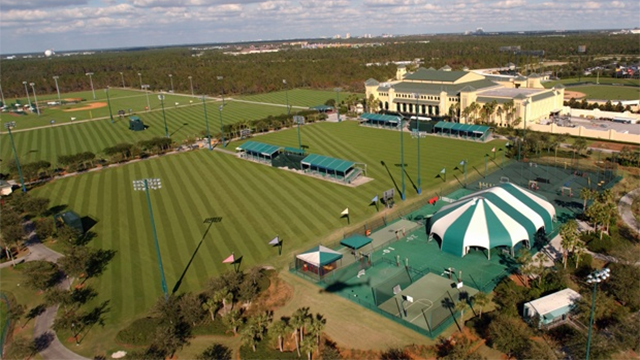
<box><xmin>491</xmin><ymin>147</ymin><xmax>496</xmax><ymax>153</ymax></box>
<box><xmin>268</xmin><ymin>236</ymin><xmax>280</xmax><ymax>246</ymax></box>
<box><xmin>222</xmin><ymin>253</ymin><xmax>235</xmax><ymax>264</ymax></box>
<box><xmin>440</xmin><ymin>168</ymin><xmax>446</xmax><ymax>174</ymax></box>
<box><xmin>371</xmin><ymin>195</ymin><xmax>378</xmax><ymax>203</ymax></box>
<box><xmin>459</xmin><ymin>160</ymin><xmax>466</xmax><ymax>166</ymax></box>
<box><xmin>506</xmin><ymin>141</ymin><xmax>510</xmax><ymax>147</ymax></box>
<box><xmin>341</xmin><ymin>208</ymin><xmax>349</xmax><ymax>216</ymax></box>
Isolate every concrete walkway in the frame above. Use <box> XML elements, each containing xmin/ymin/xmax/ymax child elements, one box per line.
<box><xmin>618</xmin><ymin>188</ymin><xmax>640</xmax><ymax>234</ymax></box>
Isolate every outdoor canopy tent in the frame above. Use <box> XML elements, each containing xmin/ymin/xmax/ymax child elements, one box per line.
<box><xmin>428</xmin><ymin>183</ymin><xmax>556</xmax><ymax>259</ymax></box>
<box><xmin>340</xmin><ymin>235</ymin><xmax>372</xmax><ymax>250</ymax></box>
<box><xmin>296</xmin><ymin>245</ymin><xmax>343</xmax><ymax>277</ymax></box>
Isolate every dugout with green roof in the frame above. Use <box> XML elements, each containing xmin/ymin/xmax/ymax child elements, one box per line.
<box><xmin>359</xmin><ymin>113</ymin><xmax>400</xmax><ymax>128</ymax></box>
<box><xmin>340</xmin><ymin>235</ymin><xmax>373</xmax><ymax>250</ymax></box>
<box><xmin>309</xmin><ymin>105</ymin><xmax>334</xmax><ymax>112</ymax></box>
<box><xmin>433</xmin><ymin>121</ymin><xmax>490</xmax><ymax>141</ymax></box>
<box><xmin>301</xmin><ymin>153</ymin><xmax>358</xmax><ymax>181</ymax></box>
<box><xmin>236</xmin><ymin>141</ymin><xmax>281</xmax><ymax>164</ymax></box>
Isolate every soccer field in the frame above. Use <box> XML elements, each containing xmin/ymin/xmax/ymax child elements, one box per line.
<box><xmin>29</xmin><ymin>121</ymin><xmax>503</xmax><ymax>336</ymax></box>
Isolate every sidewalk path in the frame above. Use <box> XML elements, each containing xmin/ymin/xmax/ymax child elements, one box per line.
<box><xmin>618</xmin><ymin>188</ymin><xmax>639</xmax><ymax>234</ymax></box>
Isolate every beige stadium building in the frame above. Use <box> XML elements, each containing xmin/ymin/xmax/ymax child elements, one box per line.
<box><xmin>364</xmin><ymin>66</ymin><xmax>565</xmax><ymax>129</ymax></box>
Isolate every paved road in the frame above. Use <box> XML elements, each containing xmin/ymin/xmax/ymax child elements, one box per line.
<box><xmin>619</xmin><ymin>188</ymin><xmax>640</xmax><ymax>234</ymax></box>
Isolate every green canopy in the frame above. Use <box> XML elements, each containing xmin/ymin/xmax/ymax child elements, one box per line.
<box><xmin>340</xmin><ymin>235</ymin><xmax>372</xmax><ymax>250</ymax></box>
<box><xmin>296</xmin><ymin>245</ymin><xmax>343</xmax><ymax>267</ymax></box>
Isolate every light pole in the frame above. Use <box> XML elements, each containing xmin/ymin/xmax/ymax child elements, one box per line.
<box><xmin>484</xmin><ymin>154</ymin><xmax>489</xmax><ymax>178</ymax></box>
<box><xmin>168</xmin><ymin>74</ymin><xmax>174</xmax><ymax>93</ymax></box>
<box><xmin>283</xmin><ymin>79</ymin><xmax>290</xmax><ymax>116</ymax></box>
<box><xmin>29</xmin><ymin>83</ymin><xmax>40</xmax><ymax>116</ymax></box>
<box><xmin>4</xmin><ymin>122</ymin><xmax>26</xmax><ymax>192</ymax></box>
<box><xmin>413</xmin><ymin>93</ymin><xmax>421</xmax><ymax>194</ymax></box>
<box><xmin>335</xmin><ymin>87</ymin><xmax>342</xmax><ymax>122</ymax></box>
<box><xmin>518</xmin><ymin>99</ymin><xmax>529</xmax><ymax>161</ymax></box>
<box><xmin>202</xmin><ymin>95</ymin><xmax>211</xmax><ymax>150</ymax></box>
<box><xmin>188</xmin><ymin>76</ymin><xmax>194</xmax><ymax>96</ymax></box>
<box><xmin>53</xmin><ymin>76</ymin><xmax>61</xmax><ymax>103</ymax></box>
<box><xmin>133</xmin><ymin>178</ymin><xmax>169</xmax><ymax>300</ymax></box>
<box><xmin>586</xmin><ymin>268</ymin><xmax>611</xmax><ymax>360</ymax></box>
<box><xmin>0</xmin><ymin>84</ymin><xmax>5</xmax><ymax>107</ymax></box>
<box><xmin>120</xmin><ymin>72</ymin><xmax>125</xmax><ymax>88</ymax></box>
<box><xmin>218</xmin><ymin>105</ymin><xmax>225</xmax><ymax>147</ymax></box>
<box><xmin>217</xmin><ymin>76</ymin><xmax>225</xmax><ymax>105</ymax></box>
<box><xmin>105</xmin><ymin>87</ymin><xmax>114</xmax><ymax>123</ymax></box>
<box><xmin>158</xmin><ymin>94</ymin><xmax>169</xmax><ymax>138</ymax></box>
<box><xmin>293</xmin><ymin>115</ymin><xmax>304</xmax><ymax>149</ymax></box>
<box><xmin>22</xmin><ymin>81</ymin><xmax>32</xmax><ymax>108</ymax></box>
<box><xmin>138</xmin><ymin>72</ymin><xmax>143</xmax><ymax>90</ymax></box>
<box><xmin>141</xmin><ymin>84</ymin><xmax>151</xmax><ymax>111</ymax></box>
<box><xmin>460</xmin><ymin>159</ymin><xmax>467</xmax><ymax>188</ymax></box>
<box><xmin>85</xmin><ymin>72</ymin><xmax>96</xmax><ymax>100</ymax></box>
<box><xmin>400</xmin><ymin>117</ymin><xmax>405</xmax><ymax>200</ymax></box>
<box><xmin>71</xmin><ymin>322</ymin><xmax>79</xmax><ymax>346</ymax></box>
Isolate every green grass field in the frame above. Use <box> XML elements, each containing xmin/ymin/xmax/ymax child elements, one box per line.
<box><xmin>29</xmin><ymin>121</ymin><xmax>502</xmax><ymax>356</ymax></box>
<box><xmin>564</xmin><ymin>85</ymin><xmax>640</xmax><ymax>101</ymax></box>
<box><xmin>543</xmin><ymin>77</ymin><xmax>640</xmax><ymax>88</ymax></box>
<box><xmin>236</xmin><ymin>89</ymin><xmax>361</xmax><ymax>107</ymax></box>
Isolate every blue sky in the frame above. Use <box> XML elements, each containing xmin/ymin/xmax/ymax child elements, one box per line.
<box><xmin>1</xmin><ymin>0</ymin><xmax>638</xmax><ymax>54</ymax></box>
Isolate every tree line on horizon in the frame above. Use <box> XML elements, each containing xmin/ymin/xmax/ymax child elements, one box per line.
<box><xmin>1</xmin><ymin>33</ymin><xmax>638</xmax><ymax>100</ymax></box>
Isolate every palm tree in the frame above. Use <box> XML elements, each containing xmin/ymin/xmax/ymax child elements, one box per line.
<box><xmin>560</xmin><ymin>220</ymin><xmax>579</xmax><ymax>269</ymax></box>
<box><xmin>308</xmin><ymin>313</ymin><xmax>326</xmax><ymax>345</ymax></box>
<box><xmin>241</xmin><ymin>321</ymin><xmax>260</xmax><ymax>352</ymax></box>
<box><xmin>269</xmin><ymin>319</ymin><xmax>288</xmax><ymax>352</ymax></box>
<box><xmin>290</xmin><ymin>308</ymin><xmax>310</xmax><ymax>356</ymax></box>
<box><xmin>580</xmin><ymin>188</ymin><xmax>594</xmax><ymax>211</ymax></box>
<box><xmin>496</xmin><ymin>105</ymin><xmax>504</xmax><ymax>126</ymax></box>
<box><xmin>202</xmin><ymin>298</ymin><xmax>220</xmax><ymax>321</ymax></box>
<box><xmin>573</xmin><ymin>240</ymin><xmax>587</xmax><ymax>269</ymax></box>
<box><xmin>300</xmin><ymin>336</ymin><xmax>318</xmax><ymax>360</ymax></box>
<box><xmin>223</xmin><ymin>309</ymin><xmax>243</xmax><ymax>336</ymax></box>
<box><xmin>454</xmin><ymin>301</ymin><xmax>468</xmax><ymax>330</ymax></box>
<box><xmin>472</xmin><ymin>292</ymin><xmax>489</xmax><ymax>319</ymax></box>
<box><xmin>503</xmin><ymin>100</ymin><xmax>514</xmax><ymax>126</ymax></box>
<box><xmin>462</xmin><ymin>106</ymin><xmax>472</xmax><ymax>124</ymax></box>
<box><xmin>293</xmin><ymin>307</ymin><xmax>311</xmax><ymax>342</ymax></box>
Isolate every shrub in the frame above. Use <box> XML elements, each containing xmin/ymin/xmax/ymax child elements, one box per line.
<box><xmin>115</xmin><ymin>317</ymin><xmax>163</xmax><ymax>345</ymax></box>
<box><xmin>582</xmin><ymin>232</ymin><xmax>614</xmax><ymax>253</ymax></box>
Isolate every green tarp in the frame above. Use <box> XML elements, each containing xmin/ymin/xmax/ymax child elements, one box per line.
<box><xmin>340</xmin><ymin>235</ymin><xmax>372</xmax><ymax>250</ymax></box>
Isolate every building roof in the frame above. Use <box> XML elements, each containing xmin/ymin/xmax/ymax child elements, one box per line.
<box><xmin>388</xmin><ymin>79</ymin><xmax>497</xmax><ymax>96</ymax></box>
<box><xmin>365</xmin><ymin>78</ymin><xmax>380</xmax><ymax>86</ymax></box>
<box><xmin>237</xmin><ymin>141</ymin><xmax>280</xmax><ymax>156</ymax></box>
<box><xmin>301</xmin><ymin>154</ymin><xmax>355</xmax><ymax>173</ymax></box>
<box><xmin>360</xmin><ymin>113</ymin><xmax>400</xmax><ymax>123</ymax></box>
<box><xmin>403</xmin><ymin>67</ymin><xmax>469</xmax><ymax>83</ymax></box>
<box><xmin>476</xmin><ymin>97</ymin><xmax>512</xmax><ymax>104</ymax></box>
<box><xmin>525</xmin><ymin>288</ymin><xmax>581</xmax><ymax>316</ymax></box>
<box><xmin>296</xmin><ymin>245</ymin><xmax>343</xmax><ymax>267</ymax></box>
<box><xmin>531</xmin><ymin>91</ymin><xmax>556</xmax><ymax>102</ymax></box>
<box><xmin>340</xmin><ymin>235</ymin><xmax>372</xmax><ymax>250</ymax></box>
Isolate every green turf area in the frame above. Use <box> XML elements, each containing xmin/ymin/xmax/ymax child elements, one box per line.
<box><xmin>563</xmin><ymin>85</ymin><xmax>640</xmax><ymax>101</ymax></box>
<box><xmin>27</xmin><ymin>121</ymin><xmax>503</xmax><ymax>346</ymax></box>
<box><xmin>543</xmin><ymin>77</ymin><xmax>640</xmax><ymax>88</ymax></box>
<box><xmin>235</xmin><ymin>89</ymin><xmax>362</xmax><ymax>107</ymax></box>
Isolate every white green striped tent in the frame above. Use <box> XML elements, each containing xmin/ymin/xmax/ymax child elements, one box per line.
<box><xmin>429</xmin><ymin>183</ymin><xmax>556</xmax><ymax>259</ymax></box>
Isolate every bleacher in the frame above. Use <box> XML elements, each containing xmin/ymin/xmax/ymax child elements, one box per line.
<box><xmin>272</xmin><ymin>152</ymin><xmax>306</xmax><ymax>170</ymax></box>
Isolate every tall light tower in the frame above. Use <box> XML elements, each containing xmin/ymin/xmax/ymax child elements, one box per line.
<box><xmin>119</xmin><ymin>72</ymin><xmax>125</xmax><ymax>88</ymax></box>
<box><xmin>202</xmin><ymin>95</ymin><xmax>211</xmax><ymax>150</ymax></box>
<box><xmin>5</xmin><ymin>122</ymin><xmax>27</xmax><ymax>192</ymax></box>
<box><xmin>22</xmin><ymin>81</ymin><xmax>32</xmax><ymax>108</ymax></box>
<box><xmin>141</xmin><ymin>85</ymin><xmax>151</xmax><ymax>111</ymax></box>
<box><xmin>85</xmin><ymin>72</ymin><xmax>96</xmax><ymax>100</ymax></box>
<box><xmin>217</xmin><ymin>76</ymin><xmax>225</xmax><ymax>105</ymax></box>
<box><xmin>105</xmin><ymin>87</ymin><xmax>114</xmax><ymax>123</ymax></box>
<box><xmin>52</xmin><ymin>76</ymin><xmax>62</xmax><ymax>103</ymax></box>
<box><xmin>168</xmin><ymin>74</ymin><xmax>174</xmax><ymax>93</ymax></box>
<box><xmin>218</xmin><ymin>105</ymin><xmax>225</xmax><ymax>147</ymax></box>
<box><xmin>400</xmin><ymin>116</ymin><xmax>405</xmax><ymax>200</ymax></box>
<box><xmin>138</xmin><ymin>72</ymin><xmax>143</xmax><ymax>90</ymax></box>
<box><xmin>335</xmin><ymin>87</ymin><xmax>342</xmax><ymax>122</ymax></box>
<box><xmin>188</xmin><ymin>76</ymin><xmax>194</xmax><ymax>96</ymax></box>
<box><xmin>585</xmin><ymin>268</ymin><xmax>611</xmax><ymax>360</ymax></box>
<box><xmin>132</xmin><ymin>178</ymin><xmax>168</xmax><ymax>300</ymax></box>
<box><xmin>413</xmin><ymin>93</ymin><xmax>421</xmax><ymax>194</ymax></box>
<box><xmin>158</xmin><ymin>94</ymin><xmax>169</xmax><ymax>138</ymax></box>
<box><xmin>29</xmin><ymin>83</ymin><xmax>40</xmax><ymax>116</ymax></box>
<box><xmin>0</xmin><ymin>84</ymin><xmax>5</xmax><ymax>107</ymax></box>
<box><xmin>283</xmin><ymin>79</ymin><xmax>289</xmax><ymax>116</ymax></box>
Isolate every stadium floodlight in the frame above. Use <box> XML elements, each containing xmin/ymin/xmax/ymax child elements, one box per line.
<box><xmin>119</xmin><ymin>72</ymin><xmax>125</xmax><ymax>88</ymax></box>
<box><xmin>4</xmin><ymin>122</ymin><xmax>26</xmax><ymax>192</ymax></box>
<box><xmin>283</xmin><ymin>79</ymin><xmax>290</xmax><ymax>116</ymax></box>
<box><xmin>0</xmin><ymin>84</ymin><xmax>5</xmax><ymax>107</ymax></box>
<box><xmin>168</xmin><ymin>74</ymin><xmax>174</xmax><ymax>93</ymax></box>
<box><xmin>85</xmin><ymin>72</ymin><xmax>96</xmax><ymax>100</ymax></box>
<box><xmin>413</xmin><ymin>93</ymin><xmax>421</xmax><ymax>194</ymax></box>
<box><xmin>138</xmin><ymin>72</ymin><xmax>143</xmax><ymax>90</ymax></box>
<box><xmin>105</xmin><ymin>87</ymin><xmax>114</xmax><ymax>123</ymax></box>
<box><xmin>158</xmin><ymin>94</ymin><xmax>169</xmax><ymax>138</ymax></box>
<box><xmin>293</xmin><ymin>115</ymin><xmax>304</xmax><ymax>149</ymax></box>
<box><xmin>335</xmin><ymin>87</ymin><xmax>342</xmax><ymax>122</ymax></box>
<box><xmin>188</xmin><ymin>76</ymin><xmax>194</xmax><ymax>96</ymax></box>
<box><xmin>22</xmin><ymin>81</ymin><xmax>32</xmax><ymax>108</ymax></box>
<box><xmin>400</xmin><ymin>116</ymin><xmax>405</xmax><ymax>200</ymax></box>
<box><xmin>218</xmin><ymin>105</ymin><xmax>226</xmax><ymax>147</ymax></box>
<box><xmin>29</xmin><ymin>83</ymin><xmax>40</xmax><ymax>116</ymax></box>
<box><xmin>202</xmin><ymin>95</ymin><xmax>212</xmax><ymax>150</ymax></box>
<box><xmin>585</xmin><ymin>268</ymin><xmax>611</xmax><ymax>360</ymax></box>
<box><xmin>133</xmin><ymin>178</ymin><xmax>168</xmax><ymax>300</ymax></box>
<box><xmin>53</xmin><ymin>76</ymin><xmax>62</xmax><ymax>103</ymax></box>
<box><xmin>141</xmin><ymin>84</ymin><xmax>151</xmax><ymax>111</ymax></box>
<box><xmin>217</xmin><ymin>76</ymin><xmax>225</xmax><ymax>105</ymax></box>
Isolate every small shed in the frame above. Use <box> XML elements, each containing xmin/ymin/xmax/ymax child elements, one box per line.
<box><xmin>53</xmin><ymin>211</ymin><xmax>85</xmax><ymax>234</ymax></box>
<box><xmin>523</xmin><ymin>288</ymin><xmax>581</xmax><ymax>328</ymax></box>
<box><xmin>129</xmin><ymin>116</ymin><xmax>145</xmax><ymax>131</ymax></box>
<box><xmin>296</xmin><ymin>245</ymin><xmax>343</xmax><ymax>278</ymax></box>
